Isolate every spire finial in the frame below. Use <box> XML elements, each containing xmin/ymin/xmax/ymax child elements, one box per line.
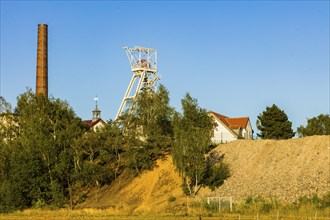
<box><xmin>92</xmin><ymin>95</ymin><xmax>101</xmax><ymax>121</ymax></box>
<box><xmin>94</xmin><ymin>95</ymin><xmax>99</xmax><ymax>109</ymax></box>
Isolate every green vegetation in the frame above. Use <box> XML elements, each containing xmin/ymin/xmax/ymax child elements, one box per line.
<box><xmin>167</xmin><ymin>195</ymin><xmax>176</xmax><ymax>203</ymax></box>
<box><xmin>191</xmin><ymin>194</ymin><xmax>330</xmax><ymax>217</ymax></box>
<box><xmin>0</xmin><ymin>87</ymin><xmax>229</xmax><ymax>213</ymax></box>
<box><xmin>0</xmin><ymin>194</ymin><xmax>328</xmax><ymax>219</ymax></box>
<box><xmin>297</xmin><ymin>114</ymin><xmax>330</xmax><ymax>137</ymax></box>
<box><xmin>0</xmin><ymin>90</ymin><xmax>88</xmax><ymax>212</ymax></box>
<box><xmin>172</xmin><ymin>94</ymin><xmax>230</xmax><ymax>195</ymax></box>
<box><xmin>117</xmin><ymin>84</ymin><xmax>174</xmax><ymax>176</ymax></box>
<box><xmin>256</xmin><ymin>104</ymin><xmax>295</xmax><ymax>139</ymax></box>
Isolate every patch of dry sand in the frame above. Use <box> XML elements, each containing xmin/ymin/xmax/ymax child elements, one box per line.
<box><xmin>78</xmin><ymin>156</ymin><xmax>184</xmax><ymax>214</ymax></box>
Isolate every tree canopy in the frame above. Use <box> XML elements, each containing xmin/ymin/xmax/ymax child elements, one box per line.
<box><xmin>0</xmin><ymin>90</ymin><xmax>88</xmax><ymax>211</ymax></box>
<box><xmin>297</xmin><ymin>114</ymin><xmax>330</xmax><ymax>137</ymax></box>
<box><xmin>256</xmin><ymin>104</ymin><xmax>295</xmax><ymax>139</ymax></box>
<box><xmin>172</xmin><ymin>93</ymin><xmax>229</xmax><ymax>195</ymax></box>
<box><xmin>117</xmin><ymin>84</ymin><xmax>174</xmax><ymax>176</ymax></box>
<box><xmin>0</xmin><ymin>86</ymin><xmax>230</xmax><ymax>212</ymax></box>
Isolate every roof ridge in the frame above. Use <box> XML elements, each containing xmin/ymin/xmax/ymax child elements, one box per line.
<box><xmin>209</xmin><ymin>111</ymin><xmax>229</xmax><ymax>118</ymax></box>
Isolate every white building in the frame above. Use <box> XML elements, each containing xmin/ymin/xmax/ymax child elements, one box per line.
<box><xmin>209</xmin><ymin>111</ymin><xmax>253</xmax><ymax>144</ymax></box>
<box><xmin>83</xmin><ymin>98</ymin><xmax>107</xmax><ymax>131</ymax></box>
<box><xmin>83</xmin><ymin>118</ymin><xmax>107</xmax><ymax>132</ymax></box>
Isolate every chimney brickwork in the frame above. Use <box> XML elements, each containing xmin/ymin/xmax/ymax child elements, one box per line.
<box><xmin>36</xmin><ymin>24</ymin><xmax>48</xmax><ymax>97</ymax></box>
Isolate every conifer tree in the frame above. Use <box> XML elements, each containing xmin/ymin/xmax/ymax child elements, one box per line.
<box><xmin>256</xmin><ymin>104</ymin><xmax>295</xmax><ymax>139</ymax></box>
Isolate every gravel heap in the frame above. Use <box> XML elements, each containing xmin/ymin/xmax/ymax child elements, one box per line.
<box><xmin>210</xmin><ymin>136</ymin><xmax>330</xmax><ymax>202</ymax></box>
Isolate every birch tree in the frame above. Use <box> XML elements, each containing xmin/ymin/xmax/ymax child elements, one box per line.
<box><xmin>172</xmin><ymin>93</ymin><xmax>214</xmax><ymax>195</ymax></box>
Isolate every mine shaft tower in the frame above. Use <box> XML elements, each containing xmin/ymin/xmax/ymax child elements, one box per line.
<box><xmin>116</xmin><ymin>46</ymin><xmax>159</xmax><ymax>120</ymax></box>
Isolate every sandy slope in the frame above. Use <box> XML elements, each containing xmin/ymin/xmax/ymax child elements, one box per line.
<box><xmin>77</xmin><ymin>156</ymin><xmax>184</xmax><ymax>214</ymax></box>
<box><xmin>79</xmin><ymin>136</ymin><xmax>330</xmax><ymax>212</ymax></box>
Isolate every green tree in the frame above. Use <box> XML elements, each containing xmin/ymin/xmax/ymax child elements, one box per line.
<box><xmin>60</xmin><ymin>120</ymin><xmax>124</xmax><ymax>209</ymax></box>
<box><xmin>201</xmin><ymin>152</ymin><xmax>230</xmax><ymax>191</ymax></box>
<box><xmin>0</xmin><ymin>90</ymin><xmax>87</xmax><ymax>211</ymax></box>
<box><xmin>172</xmin><ymin>93</ymin><xmax>215</xmax><ymax>195</ymax></box>
<box><xmin>297</xmin><ymin>114</ymin><xmax>330</xmax><ymax>137</ymax></box>
<box><xmin>73</xmin><ymin>121</ymin><xmax>124</xmax><ymax>186</ymax></box>
<box><xmin>256</xmin><ymin>104</ymin><xmax>295</xmax><ymax>139</ymax></box>
<box><xmin>118</xmin><ymin>84</ymin><xmax>174</xmax><ymax>176</ymax></box>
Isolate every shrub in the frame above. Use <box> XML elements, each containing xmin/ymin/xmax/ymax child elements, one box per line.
<box><xmin>168</xmin><ymin>195</ymin><xmax>176</xmax><ymax>202</ymax></box>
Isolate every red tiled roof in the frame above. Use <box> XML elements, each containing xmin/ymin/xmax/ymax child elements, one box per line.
<box><xmin>226</xmin><ymin>117</ymin><xmax>249</xmax><ymax>129</ymax></box>
<box><xmin>209</xmin><ymin>111</ymin><xmax>230</xmax><ymax>127</ymax></box>
<box><xmin>83</xmin><ymin>118</ymin><xmax>106</xmax><ymax>128</ymax></box>
<box><xmin>209</xmin><ymin>111</ymin><xmax>250</xmax><ymax>135</ymax></box>
<box><xmin>83</xmin><ymin>120</ymin><xmax>94</xmax><ymax>127</ymax></box>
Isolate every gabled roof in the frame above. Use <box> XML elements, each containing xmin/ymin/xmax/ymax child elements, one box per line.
<box><xmin>83</xmin><ymin>118</ymin><xmax>107</xmax><ymax>128</ymax></box>
<box><xmin>210</xmin><ymin>111</ymin><xmax>230</xmax><ymax>127</ymax></box>
<box><xmin>209</xmin><ymin>111</ymin><xmax>250</xmax><ymax>136</ymax></box>
<box><xmin>226</xmin><ymin>117</ymin><xmax>250</xmax><ymax>129</ymax></box>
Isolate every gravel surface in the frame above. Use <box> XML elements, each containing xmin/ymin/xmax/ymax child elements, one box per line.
<box><xmin>210</xmin><ymin>136</ymin><xmax>330</xmax><ymax>202</ymax></box>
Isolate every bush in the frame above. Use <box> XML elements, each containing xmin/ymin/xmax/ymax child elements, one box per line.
<box><xmin>181</xmin><ymin>182</ymin><xmax>191</xmax><ymax>196</ymax></box>
<box><xmin>32</xmin><ymin>199</ymin><xmax>46</xmax><ymax>209</ymax></box>
<box><xmin>168</xmin><ymin>195</ymin><xmax>176</xmax><ymax>202</ymax></box>
<box><xmin>297</xmin><ymin>194</ymin><xmax>328</xmax><ymax>209</ymax></box>
<box><xmin>239</xmin><ymin>195</ymin><xmax>276</xmax><ymax>214</ymax></box>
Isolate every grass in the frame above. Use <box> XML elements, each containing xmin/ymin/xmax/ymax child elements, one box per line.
<box><xmin>1</xmin><ymin>209</ymin><xmax>330</xmax><ymax>220</ymax></box>
<box><xmin>1</xmin><ymin>194</ymin><xmax>329</xmax><ymax>220</ymax></box>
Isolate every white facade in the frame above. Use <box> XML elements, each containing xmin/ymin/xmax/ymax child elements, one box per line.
<box><xmin>209</xmin><ymin>111</ymin><xmax>253</xmax><ymax>144</ymax></box>
<box><xmin>242</xmin><ymin>120</ymin><xmax>253</xmax><ymax>140</ymax></box>
<box><xmin>211</xmin><ymin>119</ymin><xmax>237</xmax><ymax>143</ymax></box>
<box><xmin>91</xmin><ymin>120</ymin><xmax>106</xmax><ymax>132</ymax></box>
<box><xmin>0</xmin><ymin>114</ymin><xmax>18</xmax><ymax>142</ymax></box>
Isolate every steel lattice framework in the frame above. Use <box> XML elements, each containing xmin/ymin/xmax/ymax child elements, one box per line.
<box><xmin>115</xmin><ymin>46</ymin><xmax>159</xmax><ymax>120</ymax></box>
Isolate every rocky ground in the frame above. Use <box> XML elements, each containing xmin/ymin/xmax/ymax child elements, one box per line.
<box><xmin>210</xmin><ymin>135</ymin><xmax>330</xmax><ymax>202</ymax></box>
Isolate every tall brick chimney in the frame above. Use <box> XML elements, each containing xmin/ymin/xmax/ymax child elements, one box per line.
<box><xmin>36</xmin><ymin>24</ymin><xmax>48</xmax><ymax>97</ymax></box>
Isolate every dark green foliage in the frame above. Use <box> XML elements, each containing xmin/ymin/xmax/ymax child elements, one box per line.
<box><xmin>0</xmin><ymin>90</ymin><xmax>87</xmax><ymax>212</ymax></box>
<box><xmin>0</xmin><ymin>86</ymin><xmax>230</xmax><ymax>212</ymax></box>
<box><xmin>297</xmin><ymin>114</ymin><xmax>330</xmax><ymax>137</ymax></box>
<box><xmin>124</xmin><ymin>146</ymin><xmax>156</xmax><ymax>176</ymax></box>
<box><xmin>118</xmin><ymin>84</ymin><xmax>174</xmax><ymax>175</ymax></box>
<box><xmin>172</xmin><ymin>93</ymin><xmax>223</xmax><ymax>195</ymax></box>
<box><xmin>296</xmin><ymin>194</ymin><xmax>329</xmax><ymax>209</ymax></box>
<box><xmin>256</xmin><ymin>104</ymin><xmax>295</xmax><ymax>139</ymax></box>
<box><xmin>75</xmin><ymin>162</ymin><xmax>114</xmax><ymax>187</ymax></box>
<box><xmin>72</xmin><ymin>120</ymin><xmax>124</xmax><ymax>186</ymax></box>
<box><xmin>181</xmin><ymin>182</ymin><xmax>191</xmax><ymax>196</ymax></box>
<box><xmin>202</xmin><ymin>152</ymin><xmax>230</xmax><ymax>191</ymax></box>
<box><xmin>167</xmin><ymin>195</ymin><xmax>176</xmax><ymax>202</ymax></box>
<box><xmin>0</xmin><ymin>86</ymin><xmax>175</xmax><ymax>212</ymax></box>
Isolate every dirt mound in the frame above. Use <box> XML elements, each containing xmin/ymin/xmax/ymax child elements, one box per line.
<box><xmin>77</xmin><ymin>156</ymin><xmax>184</xmax><ymax>214</ymax></box>
<box><xmin>209</xmin><ymin>135</ymin><xmax>330</xmax><ymax>202</ymax></box>
<box><xmin>78</xmin><ymin>136</ymin><xmax>329</xmax><ymax>212</ymax></box>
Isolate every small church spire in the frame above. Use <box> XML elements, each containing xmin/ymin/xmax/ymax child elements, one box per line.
<box><xmin>92</xmin><ymin>95</ymin><xmax>101</xmax><ymax>121</ymax></box>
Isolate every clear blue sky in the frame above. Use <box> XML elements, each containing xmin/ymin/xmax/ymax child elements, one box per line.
<box><xmin>1</xmin><ymin>1</ymin><xmax>329</xmax><ymax>134</ymax></box>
